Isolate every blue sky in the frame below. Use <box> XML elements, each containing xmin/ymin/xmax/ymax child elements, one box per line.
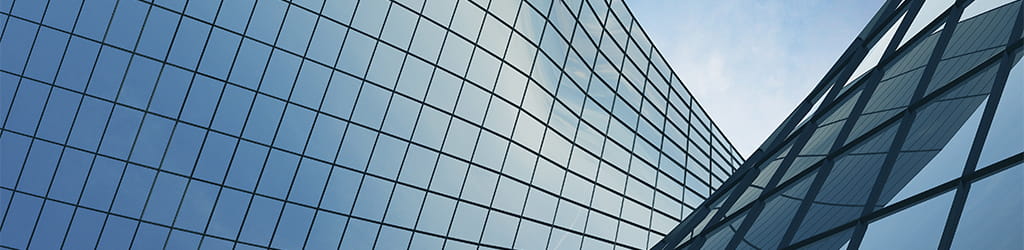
<box><xmin>626</xmin><ymin>0</ymin><xmax>885</xmax><ymax>156</ymax></box>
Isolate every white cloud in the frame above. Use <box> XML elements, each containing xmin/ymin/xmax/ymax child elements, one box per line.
<box><xmin>626</xmin><ymin>0</ymin><xmax>884</xmax><ymax>157</ymax></box>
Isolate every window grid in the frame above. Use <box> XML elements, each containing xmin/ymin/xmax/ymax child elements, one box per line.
<box><xmin>0</xmin><ymin>0</ymin><xmax>745</xmax><ymax>249</ymax></box>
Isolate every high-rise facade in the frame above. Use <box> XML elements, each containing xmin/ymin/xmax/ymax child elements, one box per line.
<box><xmin>655</xmin><ymin>0</ymin><xmax>1023</xmax><ymax>249</ymax></box>
<box><xmin>0</xmin><ymin>0</ymin><xmax>742</xmax><ymax>249</ymax></box>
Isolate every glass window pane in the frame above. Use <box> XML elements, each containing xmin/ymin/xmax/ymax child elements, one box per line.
<box><xmin>950</xmin><ymin>164</ymin><xmax>1024</xmax><ymax>249</ymax></box>
<box><xmin>859</xmin><ymin>191</ymin><xmax>954</xmax><ymax>250</ymax></box>
<box><xmin>978</xmin><ymin>56</ymin><xmax>1023</xmax><ymax>167</ymax></box>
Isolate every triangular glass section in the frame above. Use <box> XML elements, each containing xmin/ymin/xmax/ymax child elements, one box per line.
<box><xmin>959</xmin><ymin>0</ymin><xmax>1017</xmax><ymax>21</ymax></box>
<box><xmin>885</xmin><ymin>98</ymin><xmax>986</xmax><ymax>206</ymax></box>
<box><xmin>848</xmin><ymin>14</ymin><xmax>906</xmax><ymax>85</ymax></box>
<box><xmin>977</xmin><ymin>52</ymin><xmax>1024</xmax><ymax>168</ymax></box>
<box><xmin>898</xmin><ymin>0</ymin><xmax>955</xmax><ymax>48</ymax></box>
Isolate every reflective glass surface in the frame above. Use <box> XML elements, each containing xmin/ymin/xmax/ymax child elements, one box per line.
<box><xmin>0</xmin><ymin>0</ymin><xmax>742</xmax><ymax>249</ymax></box>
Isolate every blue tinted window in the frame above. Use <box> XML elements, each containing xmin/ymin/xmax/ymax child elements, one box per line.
<box><xmin>260</xmin><ymin>49</ymin><xmax>301</xmax><ymax>99</ymax></box>
<box><xmin>247</xmin><ymin>0</ymin><xmax>286</xmax><ymax>43</ymax></box>
<box><xmin>143</xmin><ymin>172</ymin><xmax>187</xmax><ymax>225</ymax></box>
<box><xmin>97</xmin><ymin>215</ymin><xmax>137</xmax><ymax>249</ymax></box>
<box><xmin>99</xmin><ymin>105</ymin><xmax>143</xmax><ymax>159</ymax></box>
<box><xmin>110</xmin><ymin>165</ymin><xmax>156</xmax><ymax>217</ymax></box>
<box><xmin>321</xmin><ymin>72</ymin><xmax>361</xmax><ymax>118</ymax></box>
<box><xmin>274</xmin><ymin>104</ymin><xmax>315</xmax><ymax>152</ymax></box>
<box><xmin>130</xmin><ymin>115</ymin><xmax>175</xmax><ymax>166</ymax></box>
<box><xmin>201</xmin><ymin>236</ymin><xmax>233</xmax><ymax>249</ymax></box>
<box><xmin>17</xmin><ymin>140</ymin><xmax>61</xmax><ymax>194</ymax></box>
<box><xmin>338</xmin><ymin>32</ymin><xmax>376</xmax><ymax>76</ymax></box>
<box><xmin>351</xmin><ymin>0</ymin><xmax>390</xmax><ymax>35</ymax></box>
<box><xmin>289</xmin><ymin>159</ymin><xmax>330</xmax><ymax>206</ymax></box>
<box><xmin>117</xmin><ymin>56</ymin><xmax>162</xmax><ymax>108</ymax></box>
<box><xmin>29</xmin><ymin>201</ymin><xmax>74</xmax><ymax>250</ymax></box>
<box><xmin>80</xmin><ymin>157</ymin><xmax>125</xmax><ymax>210</ymax></box>
<box><xmin>180</xmin><ymin>75</ymin><xmax>224</xmax><ymax>127</ymax></box>
<box><xmin>25</xmin><ymin>27</ymin><xmax>69</xmax><ymax>82</ymax></box>
<box><xmin>442</xmin><ymin>118</ymin><xmax>479</xmax><ymax>159</ymax></box>
<box><xmin>430</xmin><ymin>156</ymin><xmax>468</xmax><ymax>197</ymax></box>
<box><xmin>229</xmin><ymin>39</ymin><xmax>272</xmax><ymax>89</ymax></box>
<box><xmin>149</xmin><ymin>67</ymin><xmax>192</xmax><ymax>118</ymax></box>
<box><xmin>162</xmin><ymin>123</ymin><xmax>206</xmax><ymax>175</ymax></box>
<box><xmin>132</xmin><ymin>223</ymin><xmax>170</xmax><ymax>249</ymax></box>
<box><xmin>42</xmin><ymin>0</ymin><xmax>82</xmax><ymax>31</ymax></box>
<box><xmin>412</xmin><ymin>107</ymin><xmax>450</xmax><ymax>149</ymax></box>
<box><xmin>307</xmin><ymin>211</ymin><xmax>347</xmax><ymax>249</ymax></box>
<box><xmin>380</xmin><ymin>4</ymin><xmax>417</xmax><ymax>49</ymax></box>
<box><xmin>321</xmin><ymin>168</ymin><xmax>362</xmax><ymax>214</ymax></box>
<box><xmin>194</xmin><ymin>132</ymin><xmax>236</xmax><ymax>183</ymax></box>
<box><xmin>322</xmin><ymin>0</ymin><xmax>357</xmax><ymax>24</ymax></box>
<box><xmin>951</xmin><ymin>165</ymin><xmax>1024</xmax><ymax>249</ymax></box>
<box><xmin>243</xmin><ymin>94</ymin><xmax>285</xmax><ymax>144</ymax></box>
<box><xmin>7</xmin><ymin>79</ymin><xmax>48</xmax><ymax>134</ymax></box>
<box><xmin>461</xmin><ymin>167</ymin><xmax>498</xmax><ymax>205</ymax></box>
<box><xmin>308</xmin><ymin>19</ymin><xmax>347</xmax><ymax>65</ymax></box>
<box><xmin>337</xmin><ymin>125</ymin><xmax>377</xmax><ymax>169</ymax></box>
<box><xmin>132</xmin><ymin>223</ymin><xmax>169</xmax><ymax>249</ymax></box>
<box><xmin>339</xmin><ymin>219</ymin><xmax>380</xmax><ymax>249</ymax></box>
<box><xmin>240</xmin><ymin>196</ymin><xmax>283</xmax><ymax>246</ymax></box>
<box><xmin>455</xmin><ymin>84</ymin><xmax>490</xmax><ymax>124</ymax></box>
<box><xmin>105</xmin><ymin>0</ymin><xmax>147</xmax><ymax>49</ymax></box>
<box><xmin>9</xmin><ymin>0</ymin><xmax>44</xmax><ymax>19</ymax></box>
<box><xmin>64</xmin><ymin>208</ymin><xmax>104</xmax><ymax>247</ymax></box>
<box><xmin>277</xmin><ymin>8</ymin><xmax>316</xmax><ymax>54</ymax></box>
<box><xmin>168</xmin><ymin>18</ymin><xmax>212</xmax><ymax>69</ymax></box>
<box><xmin>375</xmin><ymin>226</ymin><xmax>413</xmax><ymax>249</ymax></box>
<box><xmin>397</xmin><ymin>144</ymin><xmax>438</xmax><ymax>188</ymax></box>
<box><xmin>978</xmin><ymin>63</ymin><xmax>1023</xmax><ymax>167</ymax></box>
<box><xmin>0</xmin><ymin>19</ymin><xmax>37</xmax><ymax>73</ymax></box>
<box><xmin>137</xmin><ymin>7</ymin><xmax>179</xmax><ymax>59</ymax></box>
<box><xmin>271</xmin><ymin>204</ymin><xmax>314</xmax><ymax>249</ymax></box>
<box><xmin>199</xmin><ymin>27</ymin><xmax>242</xmax><ymax>79</ymax></box>
<box><xmin>166</xmin><ymin>230</ymin><xmax>201</xmax><ymax>249</ymax></box>
<box><xmin>291</xmin><ymin>63</ymin><xmax>331</xmax><ymax>108</ymax></box>
<box><xmin>0</xmin><ymin>193</ymin><xmax>42</xmax><ymax>249</ymax></box>
<box><xmin>417</xmin><ymin>193</ymin><xmax>456</xmax><ymax>235</ymax></box>
<box><xmin>69</xmin><ymin>97</ymin><xmax>113</xmax><ymax>150</ymax></box>
<box><xmin>383</xmin><ymin>91</ymin><xmax>421</xmax><ymax>139</ymax></box>
<box><xmin>385</xmin><ymin>185</ymin><xmax>425</xmax><ymax>228</ymax></box>
<box><xmin>183</xmin><ymin>0</ymin><xmax>219</xmax><ymax>22</ymax></box>
<box><xmin>450</xmin><ymin>203</ymin><xmax>488</xmax><ymax>241</ymax></box>
<box><xmin>366</xmin><ymin>44</ymin><xmax>403</xmax><ymax>89</ymax></box>
<box><xmin>410</xmin><ymin>233</ymin><xmax>445</xmax><ymax>249</ymax></box>
<box><xmin>207</xmin><ymin>188</ymin><xmax>250</xmax><ymax>238</ymax></box>
<box><xmin>368</xmin><ymin>135</ymin><xmax>407</xmax><ymax>179</ymax></box>
<box><xmin>425</xmin><ymin>72</ymin><xmax>461</xmax><ymax>111</ymax></box>
<box><xmin>0</xmin><ymin>127</ymin><xmax>30</xmax><ymax>187</ymax></box>
<box><xmin>49</xmin><ymin>148</ymin><xmax>92</xmax><ymax>203</ymax></box>
<box><xmin>256</xmin><ymin>150</ymin><xmax>300</xmax><ymax>199</ymax></box>
<box><xmin>306</xmin><ymin>114</ymin><xmax>345</xmax><ymax>162</ymax></box>
<box><xmin>225</xmin><ymin>141</ymin><xmax>268</xmax><ymax>191</ymax></box>
<box><xmin>211</xmin><ymin>85</ymin><xmax>254</xmax><ymax>136</ymax></box>
<box><xmin>214</xmin><ymin>0</ymin><xmax>255</xmax><ymax>32</ymax></box>
<box><xmin>352</xmin><ymin>84</ymin><xmax>391</xmax><ymax>129</ymax></box>
<box><xmin>353</xmin><ymin>175</ymin><xmax>394</xmax><ymax>221</ymax></box>
<box><xmin>396</xmin><ymin>57</ymin><xmax>433</xmax><ymax>99</ymax></box>
<box><xmin>73</xmin><ymin>0</ymin><xmax>115</xmax><ymax>40</ymax></box>
<box><xmin>56</xmin><ymin>38</ymin><xmax>100</xmax><ymax>92</ymax></box>
<box><xmin>859</xmin><ymin>191</ymin><xmax>954</xmax><ymax>250</ymax></box>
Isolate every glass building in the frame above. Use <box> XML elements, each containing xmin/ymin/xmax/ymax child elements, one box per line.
<box><xmin>655</xmin><ymin>0</ymin><xmax>1023</xmax><ymax>249</ymax></box>
<box><xmin>0</xmin><ymin>0</ymin><xmax>742</xmax><ymax>249</ymax></box>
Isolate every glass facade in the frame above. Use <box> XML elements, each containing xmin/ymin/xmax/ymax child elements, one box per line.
<box><xmin>0</xmin><ymin>0</ymin><xmax>742</xmax><ymax>249</ymax></box>
<box><xmin>655</xmin><ymin>0</ymin><xmax>1024</xmax><ymax>249</ymax></box>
